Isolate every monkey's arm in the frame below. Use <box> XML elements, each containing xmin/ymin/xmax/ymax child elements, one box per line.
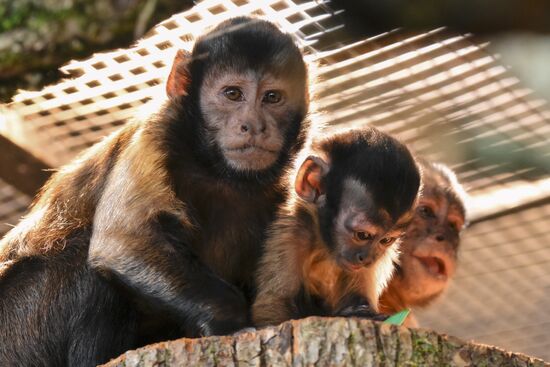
<box><xmin>252</xmin><ymin>234</ymin><xmax>304</xmax><ymax>327</ymax></box>
<box><xmin>88</xmin><ymin>139</ymin><xmax>247</xmax><ymax>337</ymax></box>
<box><xmin>89</xmin><ymin>211</ymin><xmax>248</xmax><ymax>337</ymax></box>
<box><xmin>252</xmin><ymin>292</ymin><xmax>296</xmax><ymax>327</ymax></box>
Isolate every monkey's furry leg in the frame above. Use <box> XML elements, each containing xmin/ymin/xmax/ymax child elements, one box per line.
<box><xmin>0</xmin><ymin>242</ymin><xmax>137</xmax><ymax>367</ymax></box>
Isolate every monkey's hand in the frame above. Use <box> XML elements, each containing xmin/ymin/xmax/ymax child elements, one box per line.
<box><xmin>334</xmin><ymin>295</ymin><xmax>388</xmax><ymax>321</ymax></box>
<box><xmin>336</xmin><ymin>304</ymin><xmax>388</xmax><ymax>321</ymax></box>
<box><xmin>195</xmin><ymin>281</ymin><xmax>250</xmax><ymax>337</ymax></box>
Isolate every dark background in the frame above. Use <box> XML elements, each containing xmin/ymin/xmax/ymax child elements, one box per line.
<box><xmin>331</xmin><ymin>0</ymin><xmax>550</xmax><ymax>36</ymax></box>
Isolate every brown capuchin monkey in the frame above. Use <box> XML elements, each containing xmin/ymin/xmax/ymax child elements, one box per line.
<box><xmin>252</xmin><ymin>127</ymin><xmax>421</xmax><ymax>327</ymax></box>
<box><xmin>0</xmin><ymin>17</ymin><xmax>310</xmax><ymax>366</ymax></box>
<box><xmin>379</xmin><ymin>159</ymin><xmax>468</xmax><ymax>327</ymax></box>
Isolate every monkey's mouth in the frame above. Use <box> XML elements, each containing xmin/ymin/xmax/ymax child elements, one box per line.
<box><xmin>338</xmin><ymin>258</ymin><xmax>366</xmax><ymax>273</ymax></box>
<box><xmin>225</xmin><ymin>144</ymin><xmax>279</xmax><ymax>155</ymax></box>
<box><xmin>223</xmin><ymin>144</ymin><xmax>279</xmax><ymax>170</ymax></box>
<box><xmin>414</xmin><ymin>255</ymin><xmax>447</xmax><ymax>280</ymax></box>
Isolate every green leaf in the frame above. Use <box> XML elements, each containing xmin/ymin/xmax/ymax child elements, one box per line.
<box><xmin>383</xmin><ymin>308</ymin><xmax>410</xmax><ymax>326</ymax></box>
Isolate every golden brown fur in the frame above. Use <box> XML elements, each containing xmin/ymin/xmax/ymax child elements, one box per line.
<box><xmin>379</xmin><ymin>159</ymin><xmax>467</xmax><ymax>327</ymax></box>
<box><xmin>254</xmin><ymin>197</ymin><xmax>401</xmax><ymax>327</ymax></box>
<box><xmin>0</xmin><ymin>123</ymin><xmax>139</xmax><ymax>261</ymax></box>
<box><xmin>253</xmin><ymin>127</ymin><xmax>421</xmax><ymax>327</ymax></box>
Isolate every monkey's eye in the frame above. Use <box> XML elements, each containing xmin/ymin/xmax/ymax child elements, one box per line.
<box><xmin>354</xmin><ymin>231</ymin><xmax>374</xmax><ymax>242</ymax></box>
<box><xmin>262</xmin><ymin>90</ymin><xmax>282</xmax><ymax>104</ymax></box>
<box><xmin>418</xmin><ymin>205</ymin><xmax>435</xmax><ymax>219</ymax></box>
<box><xmin>379</xmin><ymin>237</ymin><xmax>396</xmax><ymax>246</ymax></box>
<box><xmin>223</xmin><ymin>87</ymin><xmax>244</xmax><ymax>101</ymax></box>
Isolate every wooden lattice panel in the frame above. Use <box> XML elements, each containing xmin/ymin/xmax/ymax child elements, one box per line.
<box><xmin>314</xmin><ymin>29</ymin><xmax>550</xmax><ymax>198</ymax></box>
<box><xmin>3</xmin><ymin>3</ymin><xmax>549</xmax><ymax>210</ymax></box>
<box><xmin>417</xmin><ymin>202</ymin><xmax>550</xmax><ymax>361</ymax></box>
<box><xmin>3</xmin><ymin>0</ymin><xmax>339</xmax><ymax>167</ymax></box>
<box><xmin>0</xmin><ymin>178</ymin><xmax>31</xmax><ymax>236</ymax></box>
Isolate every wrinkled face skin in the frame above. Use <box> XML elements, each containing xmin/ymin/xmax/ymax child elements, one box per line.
<box><xmin>331</xmin><ymin>178</ymin><xmax>414</xmax><ymax>272</ymax></box>
<box><xmin>199</xmin><ymin>68</ymin><xmax>305</xmax><ymax>172</ymax></box>
<box><xmin>391</xmin><ymin>185</ymin><xmax>466</xmax><ymax>306</ymax></box>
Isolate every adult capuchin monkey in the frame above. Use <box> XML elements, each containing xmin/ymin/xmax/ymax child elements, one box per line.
<box><xmin>379</xmin><ymin>159</ymin><xmax>468</xmax><ymax>327</ymax></box>
<box><xmin>0</xmin><ymin>17</ymin><xmax>310</xmax><ymax>366</ymax></box>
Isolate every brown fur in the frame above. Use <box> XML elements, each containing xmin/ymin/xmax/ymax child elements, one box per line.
<box><xmin>0</xmin><ymin>17</ymin><xmax>311</xmax><ymax>366</ymax></box>
<box><xmin>253</xmin><ymin>190</ymin><xmax>401</xmax><ymax>327</ymax></box>
<box><xmin>301</xmin><ymin>247</ymin><xmax>375</xmax><ymax>311</ymax></box>
<box><xmin>253</xmin><ymin>128</ymin><xmax>421</xmax><ymax>327</ymax></box>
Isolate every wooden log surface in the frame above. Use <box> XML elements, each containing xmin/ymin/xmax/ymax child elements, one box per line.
<box><xmin>102</xmin><ymin>317</ymin><xmax>549</xmax><ymax>367</ymax></box>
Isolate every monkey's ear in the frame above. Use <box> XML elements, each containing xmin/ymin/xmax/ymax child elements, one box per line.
<box><xmin>295</xmin><ymin>156</ymin><xmax>329</xmax><ymax>203</ymax></box>
<box><xmin>166</xmin><ymin>49</ymin><xmax>192</xmax><ymax>99</ymax></box>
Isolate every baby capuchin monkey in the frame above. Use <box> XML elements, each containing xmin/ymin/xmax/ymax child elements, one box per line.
<box><xmin>379</xmin><ymin>159</ymin><xmax>468</xmax><ymax>327</ymax></box>
<box><xmin>253</xmin><ymin>127</ymin><xmax>421</xmax><ymax>327</ymax></box>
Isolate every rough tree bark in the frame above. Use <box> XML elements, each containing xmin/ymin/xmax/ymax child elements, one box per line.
<box><xmin>102</xmin><ymin>317</ymin><xmax>549</xmax><ymax>367</ymax></box>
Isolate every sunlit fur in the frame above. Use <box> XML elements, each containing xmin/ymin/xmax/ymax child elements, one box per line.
<box><xmin>253</xmin><ymin>127</ymin><xmax>421</xmax><ymax>327</ymax></box>
<box><xmin>379</xmin><ymin>159</ymin><xmax>468</xmax><ymax>327</ymax></box>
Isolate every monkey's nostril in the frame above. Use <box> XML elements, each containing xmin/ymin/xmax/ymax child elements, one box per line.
<box><xmin>240</xmin><ymin>124</ymin><xmax>249</xmax><ymax>133</ymax></box>
<box><xmin>356</xmin><ymin>253</ymin><xmax>365</xmax><ymax>263</ymax></box>
<box><xmin>435</xmin><ymin>234</ymin><xmax>445</xmax><ymax>242</ymax></box>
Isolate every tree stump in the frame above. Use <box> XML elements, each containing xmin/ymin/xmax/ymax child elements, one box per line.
<box><xmin>102</xmin><ymin>317</ymin><xmax>548</xmax><ymax>366</ymax></box>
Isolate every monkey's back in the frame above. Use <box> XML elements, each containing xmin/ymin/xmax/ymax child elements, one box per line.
<box><xmin>0</xmin><ymin>122</ymin><xmax>139</xmax><ymax>262</ymax></box>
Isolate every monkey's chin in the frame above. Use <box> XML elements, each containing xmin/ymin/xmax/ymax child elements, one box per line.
<box><xmin>339</xmin><ymin>259</ymin><xmax>365</xmax><ymax>273</ymax></box>
<box><xmin>223</xmin><ymin>147</ymin><xmax>279</xmax><ymax>171</ymax></box>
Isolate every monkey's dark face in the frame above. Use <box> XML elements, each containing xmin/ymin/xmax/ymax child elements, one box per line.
<box><xmin>328</xmin><ymin>178</ymin><xmax>411</xmax><ymax>273</ymax></box>
<box><xmin>295</xmin><ymin>128</ymin><xmax>420</xmax><ymax>276</ymax></box>
<box><xmin>168</xmin><ymin>16</ymin><xmax>310</xmax><ymax>180</ymax></box>
<box><xmin>199</xmin><ymin>69</ymin><xmax>305</xmax><ymax>172</ymax></box>
<box><xmin>392</xmin><ymin>185</ymin><xmax>465</xmax><ymax>306</ymax></box>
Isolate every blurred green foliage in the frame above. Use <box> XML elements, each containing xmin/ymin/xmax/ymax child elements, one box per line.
<box><xmin>0</xmin><ymin>0</ymin><xmax>191</xmax><ymax>102</ymax></box>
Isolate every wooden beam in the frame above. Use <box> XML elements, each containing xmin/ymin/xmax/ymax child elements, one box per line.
<box><xmin>0</xmin><ymin>134</ymin><xmax>51</xmax><ymax>197</ymax></box>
